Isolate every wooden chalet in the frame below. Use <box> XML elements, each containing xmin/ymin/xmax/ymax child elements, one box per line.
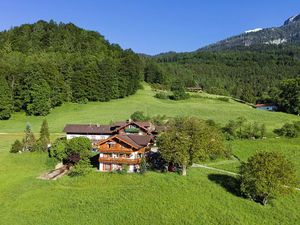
<box><xmin>96</xmin><ymin>134</ymin><xmax>152</xmax><ymax>172</ymax></box>
<box><xmin>63</xmin><ymin>120</ymin><xmax>159</xmax><ymax>173</ymax></box>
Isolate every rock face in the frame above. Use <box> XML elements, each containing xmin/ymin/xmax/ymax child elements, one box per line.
<box><xmin>284</xmin><ymin>14</ymin><xmax>300</xmax><ymax>25</ymax></box>
<box><xmin>201</xmin><ymin>14</ymin><xmax>300</xmax><ymax>51</ymax></box>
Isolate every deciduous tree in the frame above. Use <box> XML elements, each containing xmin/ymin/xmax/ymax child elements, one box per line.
<box><xmin>240</xmin><ymin>151</ymin><xmax>297</xmax><ymax>205</ymax></box>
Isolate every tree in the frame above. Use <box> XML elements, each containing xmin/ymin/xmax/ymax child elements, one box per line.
<box><xmin>273</xmin><ymin>122</ymin><xmax>300</xmax><ymax>138</ymax></box>
<box><xmin>240</xmin><ymin>151</ymin><xmax>297</xmax><ymax>205</ymax></box>
<box><xmin>158</xmin><ymin>117</ymin><xmax>228</xmax><ymax>175</ymax></box>
<box><xmin>23</xmin><ymin>123</ymin><xmax>36</xmax><ymax>151</ymax></box>
<box><xmin>25</xmin><ymin>79</ymin><xmax>51</xmax><ymax>116</ymax></box>
<box><xmin>130</xmin><ymin>111</ymin><xmax>149</xmax><ymax>122</ymax></box>
<box><xmin>277</xmin><ymin>78</ymin><xmax>300</xmax><ymax>115</ymax></box>
<box><xmin>170</xmin><ymin>80</ymin><xmax>190</xmax><ymax>100</ymax></box>
<box><xmin>0</xmin><ymin>76</ymin><xmax>12</xmax><ymax>120</ymax></box>
<box><xmin>10</xmin><ymin>139</ymin><xmax>23</xmax><ymax>153</ymax></box>
<box><xmin>39</xmin><ymin>118</ymin><xmax>50</xmax><ymax>151</ymax></box>
<box><xmin>49</xmin><ymin>138</ymin><xmax>68</xmax><ymax>161</ymax></box>
<box><xmin>66</xmin><ymin>137</ymin><xmax>92</xmax><ymax>161</ymax></box>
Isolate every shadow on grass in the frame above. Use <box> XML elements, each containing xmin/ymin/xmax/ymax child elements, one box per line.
<box><xmin>90</xmin><ymin>153</ymin><xmax>100</xmax><ymax>168</ymax></box>
<box><xmin>208</xmin><ymin>174</ymin><xmax>241</xmax><ymax>197</ymax></box>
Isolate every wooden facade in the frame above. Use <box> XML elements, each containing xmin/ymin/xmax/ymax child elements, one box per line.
<box><xmin>96</xmin><ymin>135</ymin><xmax>148</xmax><ymax>172</ymax></box>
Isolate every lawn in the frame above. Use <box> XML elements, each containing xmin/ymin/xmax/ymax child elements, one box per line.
<box><xmin>0</xmin><ymin>84</ymin><xmax>298</xmax><ymax>134</ymax></box>
<box><xmin>207</xmin><ymin>138</ymin><xmax>300</xmax><ymax>181</ymax></box>
<box><xmin>0</xmin><ymin>149</ymin><xmax>299</xmax><ymax>225</ymax></box>
<box><xmin>0</xmin><ymin>84</ymin><xmax>299</xmax><ymax>225</ymax></box>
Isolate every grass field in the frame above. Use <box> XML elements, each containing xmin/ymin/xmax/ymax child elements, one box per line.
<box><xmin>0</xmin><ymin>84</ymin><xmax>298</xmax><ymax>134</ymax></box>
<box><xmin>0</xmin><ymin>84</ymin><xmax>299</xmax><ymax>225</ymax></box>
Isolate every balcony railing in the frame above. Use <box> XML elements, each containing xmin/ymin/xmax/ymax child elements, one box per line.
<box><xmin>99</xmin><ymin>157</ymin><xmax>141</xmax><ymax>165</ymax></box>
<box><xmin>98</xmin><ymin>148</ymin><xmax>133</xmax><ymax>153</ymax></box>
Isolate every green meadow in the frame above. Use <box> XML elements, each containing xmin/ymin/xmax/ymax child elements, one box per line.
<box><xmin>0</xmin><ymin>84</ymin><xmax>299</xmax><ymax>225</ymax></box>
<box><xmin>0</xmin><ymin>84</ymin><xmax>297</xmax><ymax>134</ymax></box>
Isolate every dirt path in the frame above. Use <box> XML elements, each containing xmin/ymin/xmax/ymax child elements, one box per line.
<box><xmin>38</xmin><ymin>163</ymin><xmax>70</xmax><ymax>180</ymax></box>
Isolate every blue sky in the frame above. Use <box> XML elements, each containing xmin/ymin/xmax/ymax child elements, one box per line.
<box><xmin>0</xmin><ymin>0</ymin><xmax>299</xmax><ymax>55</ymax></box>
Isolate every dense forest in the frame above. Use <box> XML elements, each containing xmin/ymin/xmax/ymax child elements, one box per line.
<box><xmin>147</xmin><ymin>45</ymin><xmax>300</xmax><ymax>106</ymax></box>
<box><xmin>1</xmin><ymin>20</ymin><xmax>300</xmax><ymax>119</ymax></box>
<box><xmin>0</xmin><ymin>20</ymin><xmax>143</xmax><ymax>119</ymax></box>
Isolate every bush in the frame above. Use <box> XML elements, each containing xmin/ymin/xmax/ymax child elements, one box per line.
<box><xmin>130</xmin><ymin>111</ymin><xmax>150</xmax><ymax>121</ymax></box>
<box><xmin>154</xmin><ymin>92</ymin><xmax>169</xmax><ymax>99</ymax></box>
<box><xmin>240</xmin><ymin>151</ymin><xmax>297</xmax><ymax>205</ymax></box>
<box><xmin>76</xmin><ymin>97</ymin><xmax>88</xmax><ymax>104</ymax></box>
<box><xmin>222</xmin><ymin>117</ymin><xmax>266</xmax><ymax>140</ymax></box>
<box><xmin>170</xmin><ymin>91</ymin><xmax>190</xmax><ymax>101</ymax></box>
<box><xmin>151</xmin><ymin>114</ymin><xmax>167</xmax><ymax>126</ymax></box>
<box><xmin>10</xmin><ymin>140</ymin><xmax>23</xmax><ymax>153</ymax></box>
<box><xmin>217</xmin><ymin>97</ymin><xmax>230</xmax><ymax>102</ymax></box>
<box><xmin>274</xmin><ymin>122</ymin><xmax>300</xmax><ymax>138</ymax></box>
<box><xmin>49</xmin><ymin>138</ymin><xmax>68</xmax><ymax>161</ymax></box>
<box><xmin>32</xmin><ymin>139</ymin><xmax>45</xmax><ymax>152</ymax></box>
<box><xmin>69</xmin><ymin>159</ymin><xmax>92</xmax><ymax>177</ymax></box>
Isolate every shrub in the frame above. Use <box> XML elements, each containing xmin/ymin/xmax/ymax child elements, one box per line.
<box><xmin>217</xmin><ymin>97</ymin><xmax>230</xmax><ymax>102</ymax></box>
<box><xmin>154</xmin><ymin>92</ymin><xmax>169</xmax><ymax>99</ymax></box>
<box><xmin>151</xmin><ymin>114</ymin><xmax>167</xmax><ymax>126</ymax></box>
<box><xmin>130</xmin><ymin>111</ymin><xmax>150</xmax><ymax>121</ymax></box>
<box><xmin>222</xmin><ymin>117</ymin><xmax>266</xmax><ymax>140</ymax></box>
<box><xmin>170</xmin><ymin>91</ymin><xmax>190</xmax><ymax>101</ymax></box>
<box><xmin>49</xmin><ymin>138</ymin><xmax>68</xmax><ymax>161</ymax></box>
<box><xmin>274</xmin><ymin>122</ymin><xmax>300</xmax><ymax>138</ymax></box>
<box><xmin>10</xmin><ymin>140</ymin><xmax>23</xmax><ymax>153</ymax></box>
<box><xmin>69</xmin><ymin>159</ymin><xmax>92</xmax><ymax>177</ymax></box>
<box><xmin>32</xmin><ymin>139</ymin><xmax>45</xmax><ymax>152</ymax></box>
<box><xmin>240</xmin><ymin>151</ymin><xmax>297</xmax><ymax>205</ymax></box>
<box><xmin>76</xmin><ymin>97</ymin><xmax>88</xmax><ymax>104</ymax></box>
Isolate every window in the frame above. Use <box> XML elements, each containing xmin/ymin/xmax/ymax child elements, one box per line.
<box><xmin>108</xmin><ymin>141</ymin><xmax>116</xmax><ymax>148</ymax></box>
<box><xmin>104</xmin><ymin>164</ymin><xmax>111</xmax><ymax>171</ymax></box>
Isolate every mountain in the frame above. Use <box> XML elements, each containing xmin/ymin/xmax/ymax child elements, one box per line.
<box><xmin>201</xmin><ymin>14</ymin><xmax>300</xmax><ymax>51</ymax></box>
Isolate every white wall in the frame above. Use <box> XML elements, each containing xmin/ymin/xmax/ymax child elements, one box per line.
<box><xmin>66</xmin><ymin>134</ymin><xmax>110</xmax><ymax>140</ymax></box>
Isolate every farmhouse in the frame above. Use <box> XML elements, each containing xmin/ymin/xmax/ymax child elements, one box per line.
<box><xmin>63</xmin><ymin>120</ymin><xmax>156</xmax><ymax>172</ymax></box>
<box><xmin>63</xmin><ymin>120</ymin><xmax>155</xmax><ymax>144</ymax></box>
<box><xmin>256</xmin><ymin>104</ymin><xmax>278</xmax><ymax>111</ymax></box>
<box><xmin>97</xmin><ymin>134</ymin><xmax>152</xmax><ymax>172</ymax></box>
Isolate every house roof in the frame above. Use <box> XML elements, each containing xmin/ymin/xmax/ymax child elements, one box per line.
<box><xmin>96</xmin><ymin>134</ymin><xmax>152</xmax><ymax>150</ymax></box>
<box><xmin>63</xmin><ymin>124</ymin><xmax>113</xmax><ymax>134</ymax></box>
<box><xmin>256</xmin><ymin>104</ymin><xmax>276</xmax><ymax>107</ymax></box>
<box><xmin>63</xmin><ymin>121</ymin><xmax>154</xmax><ymax>135</ymax></box>
<box><xmin>126</xmin><ymin>135</ymin><xmax>153</xmax><ymax>147</ymax></box>
<box><xmin>114</xmin><ymin>121</ymin><xmax>151</xmax><ymax>133</ymax></box>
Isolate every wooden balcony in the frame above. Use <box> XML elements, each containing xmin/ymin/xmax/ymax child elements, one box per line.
<box><xmin>98</xmin><ymin>148</ymin><xmax>133</xmax><ymax>154</ymax></box>
<box><xmin>99</xmin><ymin>157</ymin><xmax>141</xmax><ymax>165</ymax></box>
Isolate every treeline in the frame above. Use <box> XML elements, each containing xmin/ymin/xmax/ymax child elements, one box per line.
<box><xmin>147</xmin><ymin>45</ymin><xmax>300</xmax><ymax>106</ymax></box>
<box><xmin>0</xmin><ymin>20</ymin><xmax>143</xmax><ymax>119</ymax></box>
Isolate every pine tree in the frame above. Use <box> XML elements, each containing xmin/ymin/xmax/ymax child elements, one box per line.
<box><xmin>0</xmin><ymin>76</ymin><xmax>12</xmax><ymax>120</ymax></box>
<box><xmin>10</xmin><ymin>139</ymin><xmax>23</xmax><ymax>153</ymax></box>
<box><xmin>23</xmin><ymin>123</ymin><xmax>36</xmax><ymax>151</ymax></box>
<box><xmin>39</xmin><ymin>118</ymin><xmax>50</xmax><ymax>151</ymax></box>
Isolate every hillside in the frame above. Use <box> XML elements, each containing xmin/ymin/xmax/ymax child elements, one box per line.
<box><xmin>0</xmin><ymin>20</ymin><xmax>143</xmax><ymax>119</ymax></box>
<box><xmin>202</xmin><ymin>14</ymin><xmax>300</xmax><ymax>51</ymax></box>
<box><xmin>0</xmin><ymin>85</ymin><xmax>299</xmax><ymax>225</ymax></box>
<box><xmin>0</xmin><ymin>84</ymin><xmax>297</xmax><ymax>134</ymax></box>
